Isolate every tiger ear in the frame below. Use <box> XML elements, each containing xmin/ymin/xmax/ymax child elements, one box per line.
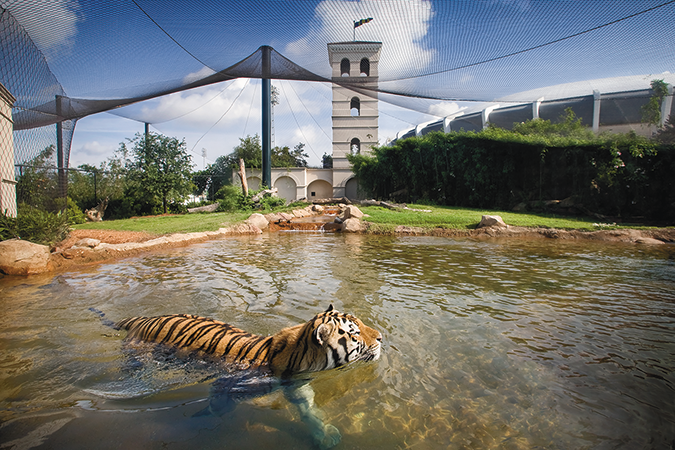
<box><xmin>325</xmin><ymin>304</ymin><xmax>334</xmax><ymax>312</ymax></box>
<box><xmin>314</xmin><ymin>323</ymin><xmax>333</xmax><ymax>346</ymax></box>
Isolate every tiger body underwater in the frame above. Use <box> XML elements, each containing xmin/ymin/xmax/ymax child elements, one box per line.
<box><xmin>97</xmin><ymin>305</ymin><xmax>382</xmax><ymax>449</ymax></box>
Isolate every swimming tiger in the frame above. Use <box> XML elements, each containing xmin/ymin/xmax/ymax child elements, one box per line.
<box><xmin>98</xmin><ymin>305</ymin><xmax>382</xmax><ymax>449</ymax></box>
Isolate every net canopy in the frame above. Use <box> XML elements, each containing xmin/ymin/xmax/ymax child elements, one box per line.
<box><xmin>1</xmin><ymin>0</ymin><xmax>674</xmax><ymax>167</ymax></box>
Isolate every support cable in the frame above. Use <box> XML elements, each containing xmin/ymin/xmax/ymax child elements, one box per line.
<box><xmin>279</xmin><ymin>81</ymin><xmax>322</xmax><ymax>162</ymax></box>
<box><xmin>189</xmin><ymin>78</ymin><xmax>250</xmax><ymax>153</ymax></box>
<box><xmin>130</xmin><ymin>0</ymin><xmax>214</xmax><ymax>71</ymax></box>
<box><xmin>391</xmin><ymin>0</ymin><xmax>675</xmax><ymax>82</ymax></box>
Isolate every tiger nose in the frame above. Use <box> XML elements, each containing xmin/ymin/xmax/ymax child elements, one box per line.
<box><xmin>376</xmin><ymin>331</ymin><xmax>382</xmax><ymax>342</ymax></box>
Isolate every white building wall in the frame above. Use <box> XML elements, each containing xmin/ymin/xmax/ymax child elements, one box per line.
<box><xmin>0</xmin><ymin>83</ymin><xmax>17</xmax><ymax>217</ymax></box>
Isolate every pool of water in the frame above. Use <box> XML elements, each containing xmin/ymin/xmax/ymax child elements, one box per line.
<box><xmin>1</xmin><ymin>233</ymin><xmax>674</xmax><ymax>449</ymax></box>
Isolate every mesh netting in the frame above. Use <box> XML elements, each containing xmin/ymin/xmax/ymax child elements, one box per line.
<box><xmin>1</xmin><ymin>0</ymin><xmax>674</xmax><ymax>187</ymax></box>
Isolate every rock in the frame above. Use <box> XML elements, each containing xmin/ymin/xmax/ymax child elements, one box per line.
<box><xmin>0</xmin><ymin>239</ymin><xmax>52</xmax><ymax>275</ymax></box>
<box><xmin>74</xmin><ymin>238</ymin><xmax>101</xmax><ymax>248</ymax></box>
<box><xmin>246</xmin><ymin>213</ymin><xmax>269</xmax><ymax>230</ymax></box>
<box><xmin>264</xmin><ymin>213</ymin><xmax>283</xmax><ymax>223</ymax></box>
<box><xmin>218</xmin><ymin>223</ymin><xmax>263</xmax><ymax>235</ymax></box>
<box><xmin>188</xmin><ymin>203</ymin><xmax>219</xmax><ymax>213</ymax></box>
<box><xmin>292</xmin><ymin>208</ymin><xmax>311</xmax><ymax>218</ymax></box>
<box><xmin>635</xmin><ymin>237</ymin><xmax>664</xmax><ymax>245</ymax></box>
<box><xmin>278</xmin><ymin>212</ymin><xmax>294</xmax><ymax>222</ymax></box>
<box><xmin>394</xmin><ymin>225</ymin><xmax>425</xmax><ymax>235</ymax></box>
<box><xmin>343</xmin><ymin>205</ymin><xmax>364</xmax><ymax>220</ymax></box>
<box><xmin>312</xmin><ymin>204</ymin><xmax>325</xmax><ymax>213</ymax></box>
<box><xmin>342</xmin><ymin>217</ymin><xmax>366</xmax><ymax>233</ymax></box>
<box><xmin>477</xmin><ymin>215</ymin><xmax>508</xmax><ymax>229</ymax></box>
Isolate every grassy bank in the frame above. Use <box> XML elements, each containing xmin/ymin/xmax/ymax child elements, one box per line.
<box><xmin>73</xmin><ymin>211</ymin><xmax>251</xmax><ymax>234</ymax></box>
<box><xmin>72</xmin><ymin>204</ymin><xmax>644</xmax><ymax>235</ymax></box>
<box><xmin>358</xmin><ymin>204</ymin><xmax>629</xmax><ymax>232</ymax></box>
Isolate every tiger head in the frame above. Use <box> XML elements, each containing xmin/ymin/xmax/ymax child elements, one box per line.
<box><xmin>270</xmin><ymin>305</ymin><xmax>382</xmax><ymax>376</ymax></box>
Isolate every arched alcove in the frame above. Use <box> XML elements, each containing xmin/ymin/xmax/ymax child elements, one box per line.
<box><xmin>274</xmin><ymin>176</ymin><xmax>297</xmax><ymax>203</ymax></box>
<box><xmin>340</xmin><ymin>58</ymin><xmax>350</xmax><ymax>77</ymax></box>
<box><xmin>307</xmin><ymin>179</ymin><xmax>333</xmax><ymax>199</ymax></box>
<box><xmin>350</xmin><ymin>97</ymin><xmax>360</xmax><ymax>116</ymax></box>
<box><xmin>247</xmin><ymin>176</ymin><xmax>261</xmax><ymax>191</ymax></box>
<box><xmin>350</xmin><ymin>138</ymin><xmax>361</xmax><ymax>154</ymax></box>
<box><xmin>360</xmin><ymin>58</ymin><xmax>370</xmax><ymax>76</ymax></box>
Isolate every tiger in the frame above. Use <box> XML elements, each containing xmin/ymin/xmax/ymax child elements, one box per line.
<box><xmin>103</xmin><ymin>305</ymin><xmax>382</xmax><ymax>449</ymax></box>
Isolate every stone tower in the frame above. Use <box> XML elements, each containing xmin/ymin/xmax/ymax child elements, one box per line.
<box><xmin>327</xmin><ymin>41</ymin><xmax>382</xmax><ymax>198</ymax></box>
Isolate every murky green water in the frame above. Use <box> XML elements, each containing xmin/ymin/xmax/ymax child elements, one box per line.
<box><xmin>1</xmin><ymin>233</ymin><xmax>674</xmax><ymax>449</ymax></box>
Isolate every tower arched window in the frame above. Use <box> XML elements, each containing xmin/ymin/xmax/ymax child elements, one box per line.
<box><xmin>340</xmin><ymin>58</ymin><xmax>350</xmax><ymax>77</ymax></box>
<box><xmin>350</xmin><ymin>97</ymin><xmax>360</xmax><ymax>117</ymax></box>
<box><xmin>360</xmin><ymin>58</ymin><xmax>370</xmax><ymax>76</ymax></box>
<box><xmin>350</xmin><ymin>138</ymin><xmax>361</xmax><ymax>154</ymax></box>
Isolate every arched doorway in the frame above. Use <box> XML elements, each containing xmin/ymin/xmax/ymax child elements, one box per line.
<box><xmin>345</xmin><ymin>177</ymin><xmax>362</xmax><ymax>200</ymax></box>
<box><xmin>307</xmin><ymin>179</ymin><xmax>333</xmax><ymax>200</ymax></box>
<box><xmin>274</xmin><ymin>176</ymin><xmax>297</xmax><ymax>203</ymax></box>
<box><xmin>247</xmin><ymin>176</ymin><xmax>261</xmax><ymax>191</ymax></box>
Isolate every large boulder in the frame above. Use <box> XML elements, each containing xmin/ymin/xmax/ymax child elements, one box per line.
<box><xmin>0</xmin><ymin>239</ymin><xmax>52</xmax><ymax>275</ymax></box>
<box><xmin>477</xmin><ymin>215</ymin><xmax>508</xmax><ymax>229</ymax></box>
<box><xmin>342</xmin><ymin>205</ymin><xmax>364</xmax><ymax>220</ymax></box>
<box><xmin>246</xmin><ymin>213</ymin><xmax>269</xmax><ymax>230</ymax></box>
<box><xmin>342</xmin><ymin>217</ymin><xmax>367</xmax><ymax>233</ymax></box>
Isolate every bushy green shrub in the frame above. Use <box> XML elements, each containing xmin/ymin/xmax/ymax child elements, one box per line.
<box><xmin>349</xmin><ymin>119</ymin><xmax>674</xmax><ymax>221</ymax></box>
<box><xmin>215</xmin><ymin>185</ymin><xmax>242</xmax><ymax>212</ymax></box>
<box><xmin>0</xmin><ymin>204</ymin><xmax>70</xmax><ymax>246</ymax></box>
<box><xmin>66</xmin><ymin>197</ymin><xmax>87</xmax><ymax>224</ymax></box>
<box><xmin>257</xmin><ymin>192</ymin><xmax>286</xmax><ymax>211</ymax></box>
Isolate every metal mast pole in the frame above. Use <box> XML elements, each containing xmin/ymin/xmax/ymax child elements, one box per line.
<box><xmin>55</xmin><ymin>95</ymin><xmax>67</xmax><ymax>204</ymax></box>
<box><xmin>261</xmin><ymin>46</ymin><xmax>272</xmax><ymax>189</ymax></box>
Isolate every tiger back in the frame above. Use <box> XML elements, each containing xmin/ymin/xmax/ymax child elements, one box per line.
<box><xmin>114</xmin><ymin>305</ymin><xmax>382</xmax><ymax>377</ymax></box>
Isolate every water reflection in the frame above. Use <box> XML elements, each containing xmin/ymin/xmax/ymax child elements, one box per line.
<box><xmin>1</xmin><ymin>234</ymin><xmax>674</xmax><ymax>449</ymax></box>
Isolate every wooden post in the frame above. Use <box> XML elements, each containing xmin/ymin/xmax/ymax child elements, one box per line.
<box><xmin>238</xmin><ymin>158</ymin><xmax>248</xmax><ymax>197</ymax></box>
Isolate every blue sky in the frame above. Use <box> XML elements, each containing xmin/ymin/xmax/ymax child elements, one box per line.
<box><xmin>3</xmin><ymin>0</ymin><xmax>674</xmax><ymax>168</ymax></box>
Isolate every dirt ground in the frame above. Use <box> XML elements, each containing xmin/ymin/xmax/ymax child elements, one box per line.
<box><xmin>57</xmin><ymin>229</ymin><xmax>159</xmax><ymax>248</ymax></box>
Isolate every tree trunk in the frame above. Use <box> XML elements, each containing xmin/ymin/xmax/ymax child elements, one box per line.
<box><xmin>238</xmin><ymin>158</ymin><xmax>249</xmax><ymax>197</ymax></box>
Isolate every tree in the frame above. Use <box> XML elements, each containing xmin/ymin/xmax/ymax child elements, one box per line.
<box><xmin>230</xmin><ymin>134</ymin><xmax>262</xmax><ymax>168</ymax></box>
<box><xmin>656</xmin><ymin>114</ymin><xmax>675</xmax><ymax>144</ymax></box>
<box><xmin>322</xmin><ymin>153</ymin><xmax>333</xmax><ymax>169</ymax></box>
<box><xmin>272</xmin><ymin>142</ymin><xmax>309</xmax><ymax>167</ymax></box>
<box><xmin>123</xmin><ymin>132</ymin><xmax>194</xmax><ymax>214</ymax></box>
<box><xmin>641</xmin><ymin>79</ymin><xmax>669</xmax><ymax>126</ymax></box>
<box><xmin>15</xmin><ymin>145</ymin><xmax>58</xmax><ymax>210</ymax></box>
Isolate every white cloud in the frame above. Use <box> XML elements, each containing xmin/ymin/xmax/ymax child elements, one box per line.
<box><xmin>284</xmin><ymin>0</ymin><xmax>435</xmax><ymax>80</ymax></box>
<box><xmin>115</xmin><ymin>79</ymin><xmax>255</xmax><ymax>125</ymax></box>
<box><xmin>182</xmin><ymin>66</ymin><xmax>217</xmax><ymax>85</ymax></box>
<box><xmin>3</xmin><ymin>0</ymin><xmax>80</xmax><ymax>60</ymax></box>
<box><xmin>69</xmin><ymin>140</ymin><xmax>117</xmax><ymax>167</ymax></box>
<box><xmin>428</xmin><ymin>101</ymin><xmax>465</xmax><ymax>117</ymax></box>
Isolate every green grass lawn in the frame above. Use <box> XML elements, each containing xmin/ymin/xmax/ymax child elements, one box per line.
<box><xmin>72</xmin><ymin>204</ymin><xmax>642</xmax><ymax>235</ymax></box>
<box><xmin>359</xmin><ymin>204</ymin><xmax>633</xmax><ymax>232</ymax></box>
<box><xmin>73</xmin><ymin>211</ymin><xmax>251</xmax><ymax>235</ymax></box>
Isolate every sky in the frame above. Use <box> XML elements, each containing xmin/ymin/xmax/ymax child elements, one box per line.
<box><xmin>3</xmin><ymin>0</ymin><xmax>674</xmax><ymax>169</ymax></box>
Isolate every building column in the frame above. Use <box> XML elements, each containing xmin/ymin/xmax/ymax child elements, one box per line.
<box><xmin>592</xmin><ymin>90</ymin><xmax>601</xmax><ymax>133</ymax></box>
<box><xmin>661</xmin><ymin>84</ymin><xmax>673</xmax><ymax>128</ymax></box>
